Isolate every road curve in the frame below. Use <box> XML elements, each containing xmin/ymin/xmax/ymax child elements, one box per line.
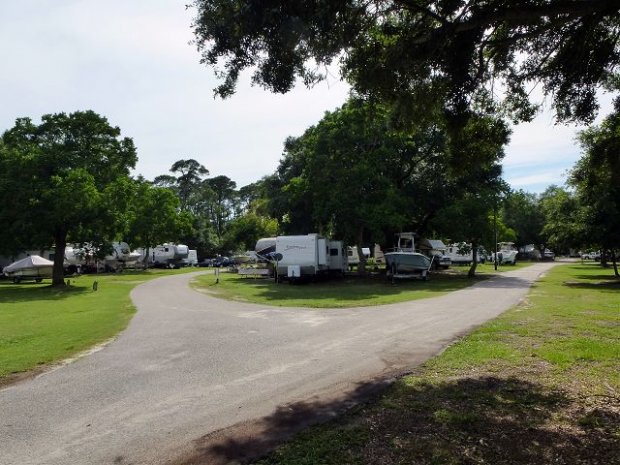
<box><xmin>0</xmin><ymin>263</ymin><xmax>557</xmax><ymax>465</ymax></box>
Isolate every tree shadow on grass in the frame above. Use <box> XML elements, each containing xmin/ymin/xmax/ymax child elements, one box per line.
<box><xmin>572</xmin><ymin>273</ymin><xmax>620</xmax><ymax>281</ymax></box>
<box><xmin>563</xmin><ymin>280</ymin><xmax>620</xmax><ymax>293</ymax></box>
<box><xmin>179</xmin><ymin>376</ymin><xmax>620</xmax><ymax>465</ymax></box>
<box><xmin>226</xmin><ymin>273</ymin><xmax>485</xmax><ymax>303</ymax></box>
<box><xmin>0</xmin><ymin>282</ymin><xmax>89</xmax><ymax>303</ymax></box>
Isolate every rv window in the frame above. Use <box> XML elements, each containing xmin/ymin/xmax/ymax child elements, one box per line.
<box><xmin>164</xmin><ymin>248</ymin><xmax>169</xmax><ymax>252</ymax></box>
<box><xmin>348</xmin><ymin>250</ymin><xmax>353</xmax><ymax>256</ymax></box>
<box><xmin>330</xmin><ymin>248</ymin><xmax>338</xmax><ymax>256</ymax></box>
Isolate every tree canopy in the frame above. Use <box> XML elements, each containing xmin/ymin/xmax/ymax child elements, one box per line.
<box><xmin>191</xmin><ymin>0</ymin><xmax>620</xmax><ymax>124</ymax></box>
<box><xmin>0</xmin><ymin>111</ymin><xmax>137</xmax><ymax>285</ymax></box>
<box><xmin>570</xmin><ymin>100</ymin><xmax>620</xmax><ymax>273</ymax></box>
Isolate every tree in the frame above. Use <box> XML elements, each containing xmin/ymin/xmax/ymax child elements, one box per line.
<box><xmin>570</xmin><ymin>101</ymin><xmax>620</xmax><ymax>275</ymax></box>
<box><xmin>502</xmin><ymin>189</ymin><xmax>546</xmax><ymax>254</ymax></box>
<box><xmin>539</xmin><ymin>185</ymin><xmax>585</xmax><ymax>255</ymax></box>
<box><xmin>0</xmin><ymin>111</ymin><xmax>137</xmax><ymax>286</ymax></box>
<box><xmin>204</xmin><ymin>175</ymin><xmax>237</xmax><ymax>244</ymax></box>
<box><xmin>267</xmin><ymin>98</ymin><xmax>509</xmax><ymax>275</ymax></box>
<box><xmin>125</xmin><ymin>179</ymin><xmax>194</xmax><ymax>265</ymax></box>
<box><xmin>223</xmin><ymin>212</ymin><xmax>278</xmax><ymax>252</ymax></box>
<box><xmin>434</xmin><ymin>187</ymin><xmax>514</xmax><ymax>278</ymax></box>
<box><xmin>191</xmin><ymin>0</ymin><xmax>620</xmax><ymax>124</ymax></box>
<box><xmin>153</xmin><ymin>159</ymin><xmax>209</xmax><ymax>212</ymax></box>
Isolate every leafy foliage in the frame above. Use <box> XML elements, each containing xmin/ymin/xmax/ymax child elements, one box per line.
<box><xmin>191</xmin><ymin>0</ymin><xmax>620</xmax><ymax>123</ymax></box>
<box><xmin>571</xmin><ymin>101</ymin><xmax>620</xmax><ymax>273</ymax></box>
<box><xmin>0</xmin><ymin>111</ymin><xmax>137</xmax><ymax>285</ymax></box>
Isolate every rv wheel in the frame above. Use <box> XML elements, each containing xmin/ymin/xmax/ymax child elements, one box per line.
<box><xmin>13</xmin><ymin>277</ymin><xmax>21</xmax><ymax>284</ymax></box>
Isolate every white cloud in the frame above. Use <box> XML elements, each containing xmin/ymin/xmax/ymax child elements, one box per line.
<box><xmin>505</xmin><ymin>170</ymin><xmax>568</xmax><ymax>188</ymax></box>
<box><xmin>0</xmin><ymin>2</ymin><xmax>615</xmax><ymax>192</ymax></box>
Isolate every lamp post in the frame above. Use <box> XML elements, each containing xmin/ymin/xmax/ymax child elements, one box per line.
<box><xmin>494</xmin><ymin>201</ymin><xmax>498</xmax><ymax>271</ymax></box>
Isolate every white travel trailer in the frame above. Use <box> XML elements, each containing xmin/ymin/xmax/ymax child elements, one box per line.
<box><xmin>105</xmin><ymin>242</ymin><xmax>142</xmax><ymax>271</ymax></box>
<box><xmin>257</xmin><ymin>234</ymin><xmax>346</xmax><ymax>280</ymax></box>
<box><xmin>182</xmin><ymin>249</ymin><xmax>198</xmax><ymax>267</ymax></box>
<box><xmin>445</xmin><ymin>243</ymin><xmax>475</xmax><ymax>265</ymax></box>
<box><xmin>64</xmin><ymin>242</ymin><xmax>141</xmax><ymax>272</ymax></box>
<box><xmin>445</xmin><ymin>243</ymin><xmax>486</xmax><ymax>265</ymax></box>
<box><xmin>149</xmin><ymin>243</ymin><xmax>189</xmax><ymax>268</ymax></box>
<box><xmin>347</xmin><ymin>246</ymin><xmax>371</xmax><ymax>267</ymax></box>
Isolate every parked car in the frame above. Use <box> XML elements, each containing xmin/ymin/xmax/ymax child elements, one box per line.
<box><xmin>542</xmin><ymin>249</ymin><xmax>555</xmax><ymax>261</ymax></box>
<box><xmin>213</xmin><ymin>256</ymin><xmax>232</xmax><ymax>267</ymax></box>
<box><xmin>582</xmin><ymin>251</ymin><xmax>601</xmax><ymax>261</ymax></box>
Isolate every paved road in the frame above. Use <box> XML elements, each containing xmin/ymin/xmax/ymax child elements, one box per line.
<box><xmin>0</xmin><ymin>263</ymin><xmax>557</xmax><ymax>465</ymax></box>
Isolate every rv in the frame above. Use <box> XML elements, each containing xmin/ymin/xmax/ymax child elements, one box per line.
<box><xmin>256</xmin><ymin>234</ymin><xmax>346</xmax><ymax>280</ymax></box>
<box><xmin>418</xmin><ymin>239</ymin><xmax>451</xmax><ymax>269</ymax></box>
<box><xmin>147</xmin><ymin>243</ymin><xmax>190</xmax><ymax>268</ymax></box>
<box><xmin>444</xmin><ymin>243</ymin><xmax>486</xmax><ymax>265</ymax></box>
<box><xmin>182</xmin><ymin>249</ymin><xmax>198</xmax><ymax>267</ymax></box>
<box><xmin>347</xmin><ymin>246</ymin><xmax>371</xmax><ymax>268</ymax></box>
<box><xmin>445</xmin><ymin>243</ymin><xmax>474</xmax><ymax>265</ymax></box>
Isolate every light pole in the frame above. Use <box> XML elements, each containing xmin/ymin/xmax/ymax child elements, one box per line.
<box><xmin>494</xmin><ymin>201</ymin><xmax>498</xmax><ymax>271</ymax></box>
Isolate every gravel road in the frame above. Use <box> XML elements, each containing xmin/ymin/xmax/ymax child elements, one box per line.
<box><xmin>0</xmin><ymin>263</ymin><xmax>557</xmax><ymax>465</ymax></box>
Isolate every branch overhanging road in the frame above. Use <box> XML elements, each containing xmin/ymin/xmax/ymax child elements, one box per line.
<box><xmin>0</xmin><ymin>263</ymin><xmax>557</xmax><ymax>465</ymax></box>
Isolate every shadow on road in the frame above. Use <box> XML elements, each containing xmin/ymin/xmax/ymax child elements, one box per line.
<box><xmin>177</xmin><ymin>376</ymin><xmax>620</xmax><ymax>465</ymax></box>
<box><xmin>471</xmin><ymin>274</ymin><xmax>534</xmax><ymax>289</ymax></box>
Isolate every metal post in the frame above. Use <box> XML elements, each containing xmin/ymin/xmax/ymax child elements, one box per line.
<box><xmin>494</xmin><ymin>201</ymin><xmax>498</xmax><ymax>271</ymax></box>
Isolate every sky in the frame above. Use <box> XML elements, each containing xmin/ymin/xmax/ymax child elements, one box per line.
<box><xmin>0</xmin><ymin>1</ymin><xmax>615</xmax><ymax>194</ymax></box>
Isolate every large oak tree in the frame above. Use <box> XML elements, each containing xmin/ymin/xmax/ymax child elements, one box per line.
<box><xmin>0</xmin><ymin>111</ymin><xmax>137</xmax><ymax>286</ymax></box>
<box><xmin>191</xmin><ymin>0</ymin><xmax>619</xmax><ymax>124</ymax></box>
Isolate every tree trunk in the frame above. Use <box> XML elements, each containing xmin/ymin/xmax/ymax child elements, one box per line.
<box><xmin>52</xmin><ymin>229</ymin><xmax>67</xmax><ymax>287</ymax></box>
<box><xmin>142</xmin><ymin>245</ymin><xmax>150</xmax><ymax>268</ymax></box>
<box><xmin>601</xmin><ymin>248</ymin><xmax>609</xmax><ymax>267</ymax></box>
<box><xmin>468</xmin><ymin>241</ymin><xmax>478</xmax><ymax>278</ymax></box>
<box><xmin>357</xmin><ymin>227</ymin><xmax>366</xmax><ymax>276</ymax></box>
<box><xmin>611</xmin><ymin>249</ymin><xmax>619</xmax><ymax>277</ymax></box>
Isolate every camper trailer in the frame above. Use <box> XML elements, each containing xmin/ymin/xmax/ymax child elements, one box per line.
<box><xmin>444</xmin><ymin>243</ymin><xmax>486</xmax><ymax>265</ymax></box>
<box><xmin>347</xmin><ymin>246</ymin><xmax>371</xmax><ymax>268</ymax></box>
<box><xmin>148</xmin><ymin>243</ymin><xmax>190</xmax><ymax>268</ymax></box>
<box><xmin>256</xmin><ymin>234</ymin><xmax>346</xmax><ymax>280</ymax></box>
<box><xmin>445</xmin><ymin>243</ymin><xmax>474</xmax><ymax>265</ymax></box>
<box><xmin>418</xmin><ymin>239</ymin><xmax>451</xmax><ymax>269</ymax></box>
<box><xmin>183</xmin><ymin>249</ymin><xmax>198</xmax><ymax>267</ymax></box>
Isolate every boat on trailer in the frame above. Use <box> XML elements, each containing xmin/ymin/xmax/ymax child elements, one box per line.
<box><xmin>2</xmin><ymin>255</ymin><xmax>54</xmax><ymax>283</ymax></box>
<box><xmin>384</xmin><ymin>232</ymin><xmax>432</xmax><ymax>281</ymax></box>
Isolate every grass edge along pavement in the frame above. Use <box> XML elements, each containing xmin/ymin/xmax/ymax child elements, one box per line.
<box><xmin>0</xmin><ymin>262</ymin><xmax>525</xmax><ymax>384</ymax></box>
<box><xmin>0</xmin><ymin>268</ymin><xmax>196</xmax><ymax>385</ymax></box>
<box><xmin>190</xmin><ymin>263</ymin><xmax>531</xmax><ymax>308</ymax></box>
<box><xmin>244</xmin><ymin>262</ymin><xmax>620</xmax><ymax>465</ymax></box>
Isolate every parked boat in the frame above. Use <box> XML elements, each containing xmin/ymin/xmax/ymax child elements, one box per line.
<box><xmin>2</xmin><ymin>255</ymin><xmax>54</xmax><ymax>283</ymax></box>
<box><xmin>384</xmin><ymin>232</ymin><xmax>432</xmax><ymax>280</ymax></box>
<box><xmin>492</xmin><ymin>242</ymin><xmax>518</xmax><ymax>265</ymax></box>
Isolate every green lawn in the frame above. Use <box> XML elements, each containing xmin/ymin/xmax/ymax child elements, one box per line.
<box><xmin>0</xmin><ymin>268</ymin><xmax>195</xmax><ymax>381</ymax></box>
<box><xmin>192</xmin><ymin>269</ymin><xmax>488</xmax><ymax>308</ymax></box>
<box><xmin>249</xmin><ymin>263</ymin><xmax>620</xmax><ymax>465</ymax></box>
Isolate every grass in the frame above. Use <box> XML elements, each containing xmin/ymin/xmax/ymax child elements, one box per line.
<box><xmin>191</xmin><ymin>261</ymin><xmax>535</xmax><ymax>308</ymax></box>
<box><xmin>248</xmin><ymin>262</ymin><xmax>620</xmax><ymax>465</ymax></box>
<box><xmin>0</xmin><ymin>268</ymin><xmax>196</xmax><ymax>381</ymax></box>
<box><xmin>192</xmin><ymin>270</ymin><xmax>488</xmax><ymax>308</ymax></box>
